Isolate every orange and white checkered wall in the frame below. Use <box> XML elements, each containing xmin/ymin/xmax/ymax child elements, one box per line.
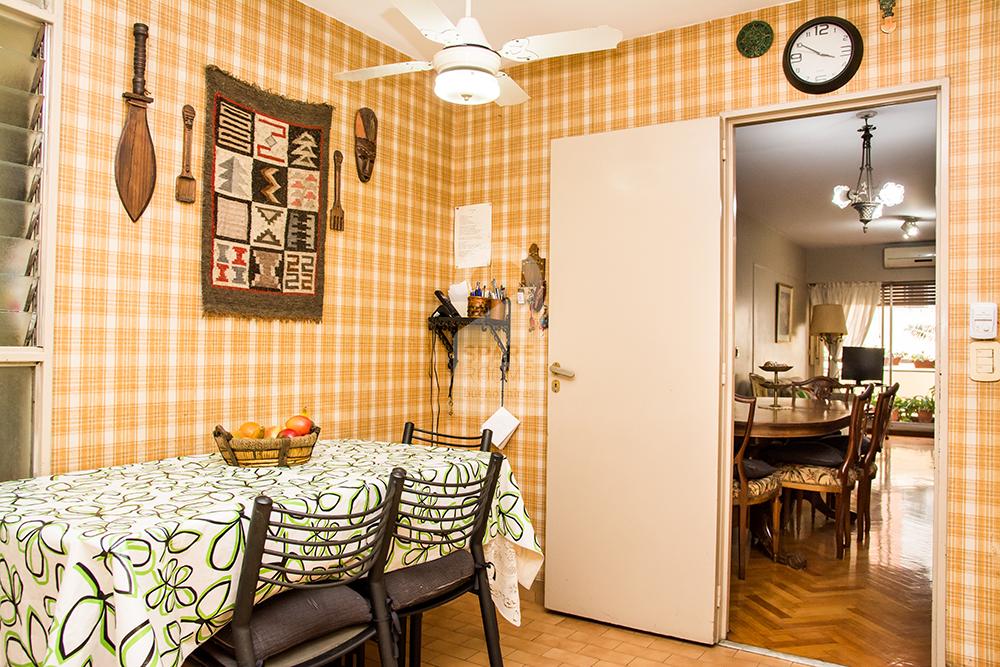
<box><xmin>54</xmin><ymin>0</ymin><xmax>998</xmax><ymax>663</ymax></box>
<box><xmin>53</xmin><ymin>0</ymin><xmax>454</xmax><ymax>469</ymax></box>
<box><xmin>449</xmin><ymin>1</ymin><xmax>998</xmax><ymax>663</ymax></box>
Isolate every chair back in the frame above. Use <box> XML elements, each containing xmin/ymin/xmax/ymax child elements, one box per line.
<box><xmin>748</xmin><ymin>374</ymin><xmax>769</xmax><ymax>398</ymax></box>
<box><xmin>401</xmin><ymin>422</ymin><xmax>493</xmax><ymax>452</ymax></box>
<box><xmin>862</xmin><ymin>383</ymin><xmax>899</xmax><ymax>469</ymax></box>
<box><xmin>840</xmin><ymin>384</ymin><xmax>875</xmax><ymax>476</ymax></box>
<box><xmin>733</xmin><ymin>395</ymin><xmax>757</xmax><ymax>500</ymax></box>
<box><xmin>229</xmin><ymin>469</ymin><xmax>406</xmax><ymax>665</ymax></box>
<box><xmin>790</xmin><ymin>376</ymin><xmax>852</xmax><ymax>406</ymax></box>
<box><xmin>394</xmin><ymin>452</ymin><xmax>504</xmax><ymax>565</ymax></box>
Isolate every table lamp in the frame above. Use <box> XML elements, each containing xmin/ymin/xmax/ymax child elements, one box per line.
<box><xmin>811</xmin><ymin>304</ymin><xmax>848</xmax><ymax>378</ymax></box>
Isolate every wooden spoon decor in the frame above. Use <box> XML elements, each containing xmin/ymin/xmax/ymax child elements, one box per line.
<box><xmin>114</xmin><ymin>23</ymin><xmax>156</xmax><ymax>222</ymax></box>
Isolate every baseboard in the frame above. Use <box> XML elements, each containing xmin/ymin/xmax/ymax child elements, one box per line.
<box><xmin>519</xmin><ymin>582</ymin><xmax>544</xmax><ymax>605</ymax></box>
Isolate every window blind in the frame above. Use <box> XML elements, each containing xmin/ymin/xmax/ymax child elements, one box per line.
<box><xmin>0</xmin><ymin>8</ymin><xmax>44</xmax><ymax>347</ymax></box>
<box><xmin>881</xmin><ymin>280</ymin><xmax>936</xmax><ymax>307</ymax></box>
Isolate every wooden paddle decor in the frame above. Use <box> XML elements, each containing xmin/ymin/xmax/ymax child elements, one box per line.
<box><xmin>115</xmin><ymin>23</ymin><xmax>156</xmax><ymax>222</ymax></box>
<box><xmin>175</xmin><ymin>105</ymin><xmax>196</xmax><ymax>202</ymax></box>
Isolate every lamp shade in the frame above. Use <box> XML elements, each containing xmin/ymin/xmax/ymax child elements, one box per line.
<box><xmin>810</xmin><ymin>304</ymin><xmax>848</xmax><ymax>336</ymax></box>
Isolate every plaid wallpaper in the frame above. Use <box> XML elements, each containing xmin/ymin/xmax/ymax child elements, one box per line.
<box><xmin>53</xmin><ymin>0</ymin><xmax>453</xmax><ymax>469</ymax></box>
<box><xmin>449</xmin><ymin>1</ymin><xmax>998</xmax><ymax>663</ymax></box>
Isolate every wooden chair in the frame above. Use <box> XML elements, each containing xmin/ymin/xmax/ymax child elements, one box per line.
<box><xmin>788</xmin><ymin>376</ymin><xmax>852</xmax><ymax>407</ymax></box>
<box><xmin>187</xmin><ymin>470</ymin><xmax>406</xmax><ymax>667</ymax></box>
<box><xmin>401</xmin><ymin>422</ymin><xmax>493</xmax><ymax>451</ymax></box>
<box><xmin>732</xmin><ymin>395</ymin><xmax>782</xmax><ymax>580</ymax></box>
<box><xmin>770</xmin><ymin>385</ymin><xmax>874</xmax><ymax>559</ymax></box>
<box><xmin>386</xmin><ymin>452</ymin><xmax>505</xmax><ymax>667</ymax></box>
<box><xmin>748</xmin><ymin>373</ymin><xmax>769</xmax><ymax>398</ymax></box>
<box><xmin>821</xmin><ymin>383</ymin><xmax>900</xmax><ymax>543</ymax></box>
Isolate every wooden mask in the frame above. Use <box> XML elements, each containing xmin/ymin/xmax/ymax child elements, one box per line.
<box><xmin>354</xmin><ymin>108</ymin><xmax>377</xmax><ymax>183</ymax></box>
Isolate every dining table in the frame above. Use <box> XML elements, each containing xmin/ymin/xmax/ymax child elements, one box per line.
<box><xmin>0</xmin><ymin>440</ymin><xmax>544</xmax><ymax>667</ymax></box>
<box><xmin>734</xmin><ymin>396</ymin><xmax>852</xmax><ymax>439</ymax></box>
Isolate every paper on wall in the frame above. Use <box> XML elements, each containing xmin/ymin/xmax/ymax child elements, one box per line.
<box><xmin>482</xmin><ymin>406</ymin><xmax>520</xmax><ymax>449</ymax></box>
<box><xmin>448</xmin><ymin>280</ymin><xmax>471</xmax><ymax>317</ymax></box>
<box><xmin>454</xmin><ymin>203</ymin><xmax>492</xmax><ymax>268</ymax></box>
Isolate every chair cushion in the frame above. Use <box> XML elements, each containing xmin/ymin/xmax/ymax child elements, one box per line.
<box><xmin>822</xmin><ymin>434</ymin><xmax>874</xmax><ymax>456</ymax></box>
<box><xmin>742</xmin><ymin>458</ymin><xmax>777</xmax><ymax>480</ymax></box>
<box><xmin>208</xmin><ymin>584</ymin><xmax>372</xmax><ymax>661</ymax></box>
<box><xmin>777</xmin><ymin>464</ymin><xmax>857</xmax><ymax>488</ymax></box>
<box><xmin>764</xmin><ymin>443</ymin><xmax>846</xmax><ymax>468</ymax></box>
<box><xmin>188</xmin><ymin>624</ymin><xmax>371</xmax><ymax>667</ymax></box>
<box><xmin>732</xmin><ymin>472</ymin><xmax>780</xmax><ymax>502</ymax></box>
<box><xmin>385</xmin><ymin>549</ymin><xmax>475</xmax><ymax>610</ymax></box>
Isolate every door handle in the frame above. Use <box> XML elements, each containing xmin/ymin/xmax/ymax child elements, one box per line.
<box><xmin>549</xmin><ymin>363</ymin><xmax>576</xmax><ymax>379</ymax></box>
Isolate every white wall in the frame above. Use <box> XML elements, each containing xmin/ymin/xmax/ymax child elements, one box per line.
<box><xmin>806</xmin><ymin>243</ymin><xmax>936</xmax><ymax>283</ymax></box>
<box><xmin>735</xmin><ymin>219</ymin><xmax>810</xmax><ymax>395</ymax></box>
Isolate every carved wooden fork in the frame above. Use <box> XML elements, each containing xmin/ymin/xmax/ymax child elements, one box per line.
<box><xmin>330</xmin><ymin>150</ymin><xmax>345</xmax><ymax>231</ymax></box>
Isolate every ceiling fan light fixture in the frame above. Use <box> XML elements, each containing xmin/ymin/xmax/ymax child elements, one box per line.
<box><xmin>434</xmin><ymin>68</ymin><xmax>500</xmax><ymax>105</ymax></box>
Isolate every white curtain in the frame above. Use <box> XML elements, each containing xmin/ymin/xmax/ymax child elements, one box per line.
<box><xmin>809</xmin><ymin>282</ymin><xmax>882</xmax><ymax>374</ymax></box>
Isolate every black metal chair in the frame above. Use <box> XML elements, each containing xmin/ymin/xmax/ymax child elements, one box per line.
<box><xmin>401</xmin><ymin>422</ymin><xmax>493</xmax><ymax>452</ymax></box>
<box><xmin>386</xmin><ymin>452</ymin><xmax>505</xmax><ymax>667</ymax></box>
<box><xmin>187</xmin><ymin>469</ymin><xmax>406</xmax><ymax>667</ymax></box>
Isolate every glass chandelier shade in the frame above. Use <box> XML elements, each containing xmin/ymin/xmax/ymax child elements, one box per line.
<box><xmin>831</xmin><ymin>114</ymin><xmax>904</xmax><ymax>232</ymax></box>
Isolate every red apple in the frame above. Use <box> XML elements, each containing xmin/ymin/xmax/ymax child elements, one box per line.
<box><xmin>277</xmin><ymin>428</ymin><xmax>298</xmax><ymax>439</ymax></box>
<box><xmin>284</xmin><ymin>414</ymin><xmax>313</xmax><ymax>436</ymax></box>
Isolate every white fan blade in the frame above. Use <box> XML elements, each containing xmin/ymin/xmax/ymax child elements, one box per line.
<box><xmin>495</xmin><ymin>72</ymin><xmax>529</xmax><ymax>106</ymax></box>
<box><xmin>334</xmin><ymin>61</ymin><xmax>433</xmax><ymax>82</ymax></box>
<box><xmin>500</xmin><ymin>25</ymin><xmax>623</xmax><ymax>62</ymax></box>
<box><xmin>392</xmin><ymin>0</ymin><xmax>462</xmax><ymax>45</ymax></box>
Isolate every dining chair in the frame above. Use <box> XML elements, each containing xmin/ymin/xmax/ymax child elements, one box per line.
<box><xmin>186</xmin><ymin>469</ymin><xmax>406</xmax><ymax>667</ymax></box>
<box><xmin>732</xmin><ymin>395</ymin><xmax>782</xmax><ymax>580</ymax></box>
<box><xmin>768</xmin><ymin>385</ymin><xmax>873</xmax><ymax>559</ymax></box>
<box><xmin>820</xmin><ymin>383</ymin><xmax>900</xmax><ymax>543</ymax></box>
<box><xmin>401</xmin><ymin>422</ymin><xmax>493</xmax><ymax>451</ymax></box>
<box><xmin>386</xmin><ymin>451</ymin><xmax>505</xmax><ymax>667</ymax></box>
<box><xmin>788</xmin><ymin>376</ymin><xmax>852</xmax><ymax>407</ymax></box>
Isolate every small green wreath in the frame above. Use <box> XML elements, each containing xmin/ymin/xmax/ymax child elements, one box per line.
<box><xmin>736</xmin><ymin>20</ymin><xmax>774</xmax><ymax>59</ymax></box>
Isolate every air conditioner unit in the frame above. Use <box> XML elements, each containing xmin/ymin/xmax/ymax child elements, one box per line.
<box><xmin>884</xmin><ymin>244</ymin><xmax>936</xmax><ymax>269</ymax></box>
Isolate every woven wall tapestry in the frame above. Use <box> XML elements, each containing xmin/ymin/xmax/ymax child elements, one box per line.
<box><xmin>201</xmin><ymin>66</ymin><xmax>331</xmax><ymax>320</ymax></box>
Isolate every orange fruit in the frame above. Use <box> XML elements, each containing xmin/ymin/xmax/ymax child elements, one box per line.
<box><xmin>284</xmin><ymin>414</ymin><xmax>313</xmax><ymax>436</ymax></box>
<box><xmin>236</xmin><ymin>421</ymin><xmax>264</xmax><ymax>439</ymax></box>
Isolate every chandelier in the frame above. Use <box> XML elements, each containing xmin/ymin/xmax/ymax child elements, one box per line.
<box><xmin>832</xmin><ymin>111</ymin><xmax>904</xmax><ymax>232</ymax></box>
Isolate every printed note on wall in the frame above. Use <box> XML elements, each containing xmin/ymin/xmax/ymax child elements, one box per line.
<box><xmin>454</xmin><ymin>203</ymin><xmax>492</xmax><ymax>268</ymax></box>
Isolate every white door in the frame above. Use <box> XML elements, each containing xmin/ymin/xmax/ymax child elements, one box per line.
<box><xmin>546</xmin><ymin>118</ymin><xmax>724</xmax><ymax>644</ymax></box>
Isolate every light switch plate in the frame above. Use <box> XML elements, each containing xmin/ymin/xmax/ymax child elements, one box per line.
<box><xmin>970</xmin><ymin>341</ymin><xmax>1000</xmax><ymax>382</ymax></box>
<box><xmin>970</xmin><ymin>302</ymin><xmax>998</xmax><ymax>339</ymax></box>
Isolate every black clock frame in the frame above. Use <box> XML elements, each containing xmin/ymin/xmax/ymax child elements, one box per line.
<box><xmin>782</xmin><ymin>16</ymin><xmax>864</xmax><ymax>94</ymax></box>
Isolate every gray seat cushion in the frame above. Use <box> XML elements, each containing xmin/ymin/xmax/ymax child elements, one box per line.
<box><xmin>764</xmin><ymin>442</ymin><xmax>846</xmax><ymax>468</ymax></box>
<box><xmin>385</xmin><ymin>549</ymin><xmax>475</xmax><ymax>610</ymax></box>
<box><xmin>741</xmin><ymin>458</ymin><xmax>777</xmax><ymax>480</ymax></box>
<box><xmin>203</xmin><ymin>584</ymin><xmax>372</xmax><ymax>662</ymax></box>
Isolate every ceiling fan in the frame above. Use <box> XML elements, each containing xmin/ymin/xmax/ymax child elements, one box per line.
<box><xmin>333</xmin><ymin>0</ymin><xmax>623</xmax><ymax>106</ymax></box>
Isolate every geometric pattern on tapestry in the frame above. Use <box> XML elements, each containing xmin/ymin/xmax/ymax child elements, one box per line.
<box><xmin>201</xmin><ymin>66</ymin><xmax>331</xmax><ymax>320</ymax></box>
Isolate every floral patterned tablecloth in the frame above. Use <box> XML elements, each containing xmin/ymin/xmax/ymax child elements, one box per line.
<box><xmin>0</xmin><ymin>440</ymin><xmax>543</xmax><ymax>667</ymax></box>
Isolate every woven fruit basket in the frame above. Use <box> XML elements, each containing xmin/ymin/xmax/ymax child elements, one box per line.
<box><xmin>213</xmin><ymin>425</ymin><xmax>321</xmax><ymax>467</ymax></box>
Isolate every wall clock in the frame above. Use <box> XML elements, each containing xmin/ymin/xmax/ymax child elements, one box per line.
<box><xmin>782</xmin><ymin>16</ymin><xmax>863</xmax><ymax>94</ymax></box>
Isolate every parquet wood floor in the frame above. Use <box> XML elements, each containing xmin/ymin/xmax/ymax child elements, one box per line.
<box><xmin>728</xmin><ymin>436</ymin><xmax>934</xmax><ymax>666</ymax></box>
<box><xmin>364</xmin><ymin>593</ymin><xmax>809</xmax><ymax>666</ymax></box>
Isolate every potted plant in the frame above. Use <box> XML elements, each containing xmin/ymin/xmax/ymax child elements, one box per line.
<box><xmin>912</xmin><ymin>354</ymin><xmax>935</xmax><ymax>369</ymax></box>
<box><xmin>892</xmin><ymin>396</ymin><xmax>911</xmax><ymax>421</ymax></box>
<box><xmin>891</xmin><ymin>354</ymin><xmax>903</xmax><ymax>366</ymax></box>
<box><xmin>914</xmin><ymin>394</ymin><xmax>935</xmax><ymax>422</ymax></box>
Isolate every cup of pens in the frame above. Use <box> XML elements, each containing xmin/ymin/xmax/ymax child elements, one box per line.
<box><xmin>468</xmin><ymin>295</ymin><xmax>489</xmax><ymax>318</ymax></box>
<box><xmin>488</xmin><ymin>298</ymin><xmax>506</xmax><ymax>320</ymax></box>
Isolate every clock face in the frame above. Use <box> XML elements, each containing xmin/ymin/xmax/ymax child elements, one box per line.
<box><xmin>783</xmin><ymin>17</ymin><xmax>863</xmax><ymax>94</ymax></box>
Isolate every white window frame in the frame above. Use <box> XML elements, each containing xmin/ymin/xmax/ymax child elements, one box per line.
<box><xmin>0</xmin><ymin>0</ymin><xmax>62</xmax><ymax>476</ymax></box>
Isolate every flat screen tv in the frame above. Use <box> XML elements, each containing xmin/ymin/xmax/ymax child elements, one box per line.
<box><xmin>841</xmin><ymin>346</ymin><xmax>885</xmax><ymax>384</ymax></box>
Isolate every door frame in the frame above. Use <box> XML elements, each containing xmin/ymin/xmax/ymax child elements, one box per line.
<box><xmin>715</xmin><ymin>79</ymin><xmax>949</xmax><ymax>666</ymax></box>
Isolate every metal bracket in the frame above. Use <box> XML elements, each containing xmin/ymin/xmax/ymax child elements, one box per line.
<box><xmin>428</xmin><ymin>298</ymin><xmax>512</xmax><ymax>405</ymax></box>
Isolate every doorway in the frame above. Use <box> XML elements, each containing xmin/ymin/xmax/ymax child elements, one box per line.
<box><xmin>718</xmin><ymin>84</ymin><xmax>948</xmax><ymax>667</ymax></box>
